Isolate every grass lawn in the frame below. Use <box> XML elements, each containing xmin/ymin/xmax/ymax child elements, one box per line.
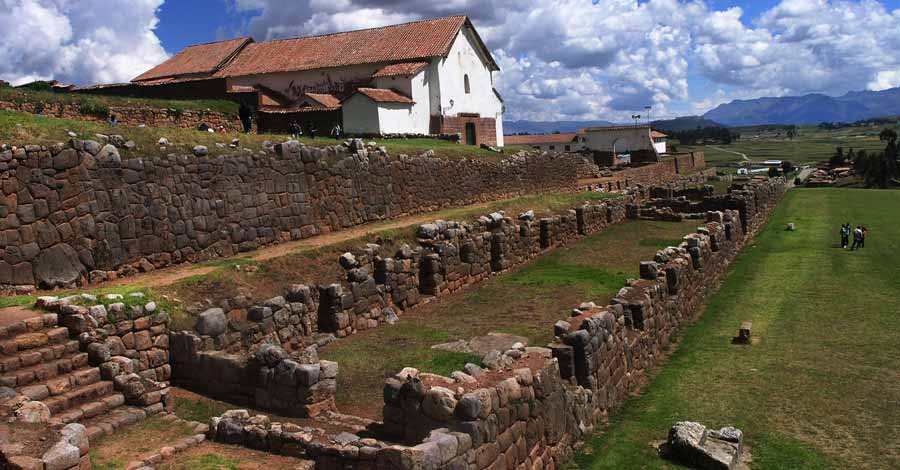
<box><xmin>678</xmin><ymin>124</ymin><xmax>898</xmax><ymax>169</ymax></box>
<box><xmin>0</xmin><ymin>109</ymin><xmax>524</xmax><ymax>160</ymax></box>
<box><xmin>574</xmin><ymin>188</ymin><xmax>900</xmax><ymax>469</ymax></box>
<box><xmin>90</xmin><ymin>416</ymin><xmax>197</xmax><ymax>470</ymax></box>
<box><xmin>154</xmin><ymin>442</ymin><xmax>311</xmax><ymax>470</ymax></box>
<box><xmin>318</xmin><ymin>219</ymin><xmax>699</xmax><ymax>419</ymax></box>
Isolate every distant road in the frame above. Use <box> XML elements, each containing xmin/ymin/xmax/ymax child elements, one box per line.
<box><xmin>709</xmin><ymin>146</ymin><xmax>750</xmax><ymax>162</ymax></box>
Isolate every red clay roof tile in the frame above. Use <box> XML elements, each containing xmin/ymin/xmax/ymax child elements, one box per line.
<box><xmin>133</xmin><ymin>37</ymin><xmax>252</xmax><ymax>82</ymax></box>
<box><xmin>302</xmin><ymin>93</ymin><xmax>342</xmax><ymax>108</ymax></box>
<box><xmin>372</xmin><ymin>61</ymin><xmax>430</xmax><ymax>78</ymax></box>
<box><xmin>354</xmin><ymin>88</ymin><xmax>414</xmax><ymax>104</ymax></box>
<box><xmin>215</xmin><ymin>16</ymin><xmax>497</xmax><ymax>77</ymax></box>
<box><xmin>504</xmin><ymin>134</ymin><xmax>579</xmax><ymax>145</ymax></box>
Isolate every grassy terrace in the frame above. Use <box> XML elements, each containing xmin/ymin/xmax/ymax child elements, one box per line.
<box><xmin>575</xmin><ymin>188</ymin><xmax>900</xmax><ymax>469</ymax></box>
<box><xmin>318</xmin><ymin>219</ymin><xmax>699</xmax><ymax>419</ymax></box>
<box><xmin>0</xmin><ymin>109</ymin><xmax>525</xmax><ymax>160</ymax></box>
<box><xmin>678</xmin><ymin>124</ymin><xmax>899</xmax><ymax>169</ymax></box>
<box><xmin>0</xmin><ymin>191</ymin><xmax>623</xmax><ymax>328</ymax></box>
<box><xmin>156</xmin><ymin>191</ymin><xmax>621</xmax><ymax>331</ymax></box>
<box><xmin>90</xmin><ymin>416</ymin><xmax>197</xmax><ymax>470</ymax></box>
<box><xmin>0</xmin><ymin>86</ymin><xmax>239</xmax><ymax>116</ymax></box>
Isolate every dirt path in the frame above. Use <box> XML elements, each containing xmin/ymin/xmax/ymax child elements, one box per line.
<box><xmin>103</xmin><ymin>201</ymin><xmax>496</xmax><ymax>290</ymax></box>
<box><xmin>709</xmin><ymin>146</ymin><xmax>751</xmax><ymax>162</ymax></box>
<box><xmin>0</xmin><ymin>305</ymin><xmax>41</xmax><ymax>327</ymax></box>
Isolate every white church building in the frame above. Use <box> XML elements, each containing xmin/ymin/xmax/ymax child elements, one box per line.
<box><xmin>129</xmin><ymin>16</ymin><xmax>505</xmax><ymax>146</ymax></box>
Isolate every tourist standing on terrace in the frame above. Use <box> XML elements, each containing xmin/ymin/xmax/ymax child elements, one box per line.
<box><xmin>851</xmin><ymin>226</ymin><xmax>863</xmax><ymax>251</ymax></box>
<box><xmin>840</xmin><ymin>223</ymin><xmax>850</xmax><ymax>249</ymax></box>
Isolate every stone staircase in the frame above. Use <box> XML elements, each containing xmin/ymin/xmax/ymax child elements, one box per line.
<box><xmin>0</xmin><ymin>313</ymin><xmax>126</xmax><ymax>424</ymax></box>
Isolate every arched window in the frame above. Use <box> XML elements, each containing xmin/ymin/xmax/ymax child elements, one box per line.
<box><xmin>464</xmin><ymin>74</ymin><xmax>470</xmax><ymax>94</ymax></box>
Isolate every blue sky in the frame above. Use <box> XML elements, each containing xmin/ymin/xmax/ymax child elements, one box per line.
<box><xmin>3</xmin><ymin>0</ymin><xmax>900</xmax><ymax>121</ymax></box>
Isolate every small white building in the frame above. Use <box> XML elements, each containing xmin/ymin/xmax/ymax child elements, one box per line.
<box><xmin>503</xmin><ymin>133</ymin><xmax>587</xmax><ymax>152</ymax></box>
<box><xmin>581</xmin><ymin>125</ymin><xmax>667</xmax><ymax>164</ymax></box>
<box><xmin>130</xmin><ymin>16</ymin><xmax>505</xmax><ymax>146</ymax></box>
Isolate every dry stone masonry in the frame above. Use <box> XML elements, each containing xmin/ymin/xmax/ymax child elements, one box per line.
<box><xmin>195</xmin><ymin>178</ymin><xmax>784</xmax><ymax>470</ymax></box>
<box><xmin>0</xmin><ymin>139</ymin><xmax>580</xmax><ymax>293</ymax></box>
<box><xmin>0</xmin><ymin>99</ymin><xmax>241</xmax><ymax>131</ymax></box>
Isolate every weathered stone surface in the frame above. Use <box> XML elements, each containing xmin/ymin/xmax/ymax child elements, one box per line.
<box><xmin>196</xmin><ymin>308</ymin><xmax>227</xmax><ymax>336</ymax></box>
<box><xmin>14</xmin><ymin>401</ymin><xmax>51</xmax><ymax>423</ymax></box>
<box><xmin>42</xmin><ymin>442</ymin><xmax>80</xmax><ymax>470</ymax></box>
<box><xmin>663</xmin><ymin>421</ymin><xmax>742</xmax><ymax>470</ymax></box>
<box><xmin>33</xmin><ymin>244</ymin><xmax>85</xmax><ymax>288</ymax></box>
<box><xmin>421</xmin><ymin>386</ymin><xmax>457</xmax><ymax>421</ymax></box>
<box><xmin>87</xmin><ymin>342</ymin><xmax>111</xmax><ymax>365</ymax></box>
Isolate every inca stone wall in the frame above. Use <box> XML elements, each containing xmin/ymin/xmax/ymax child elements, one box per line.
<box><xmin>169</xmin><ymin>334</ymin><xmax>338</xmax><ymax>418</ymax></box>
<box><xmin>368</xmin><ymin>178</ymin><xmax>785</xmax><ymax>470</ymax></box>
<box><xmin>0</xmin><ymin>140</ymin><xmax>579</xmax><ymax>291</ymax></box>
<box><xmin>592</xmin><ymin>153</ymin><xmax>708</xmax><ymax>190</ymax></box>
<box><xmin>0</xmin><ymin>99</ymin><xmax>241</xmax><ymax>131</ymax></box>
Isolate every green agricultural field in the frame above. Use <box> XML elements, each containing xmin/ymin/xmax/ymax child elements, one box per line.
<box><xmin>678</xmin><ymin>124</ymin><xmax>898</xmax><ymax>169</ymax></box>
<box><xmin>574</xmin><ymin>188</ymin><xmax>900</xmax><ymax>469</ymax></box>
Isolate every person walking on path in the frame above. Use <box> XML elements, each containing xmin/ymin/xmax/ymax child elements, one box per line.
<box><xmin>851</xmin><ymin>226</ymin><xmax>863</xmax><ymax>251</ymax></box>
<box><xmin>308</xmin><ymin>122</ymin><xmax>318</xmax><ymax>139</ymax></box>
<box><xmin>840</xmin><ymin>223</ymin><xmax>850</xmax><ymax>249</ymax></box>
<box><xmin>239</xmin><ymin>103</ymin><xmax>252</xmax><ymax>133</ymax></box>
<box><xmin>861</xmin><ymin>226</ymin><xmax>868</xmax><ymax>248</ymax></box>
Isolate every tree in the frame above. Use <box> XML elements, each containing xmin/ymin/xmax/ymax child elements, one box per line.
<box><xmin>781</xmin><ymin>161</ymin><xmax>795</xmax><ymax>174</ymax></box>
<box><xmin>829</xmin><ymin>147</ymin><xmax>845</xmax><ymax>167</ymax></box>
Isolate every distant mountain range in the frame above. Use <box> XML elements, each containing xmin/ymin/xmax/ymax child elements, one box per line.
<box><xmin>703</xmin><ymin>87</ymin><xmax>900</xmax><ymax>126</ymax></box>
<box><xmin>504</xmin><ymin>87</ymin><xmax>900</xmax><ymax>134</ymax></box>
<box><xmin>503</xmin><ymin>116</ymin><xmax>723</xmax><ymax>135</ymax></box>
<box><xmin>650</xmin><ymin>116</ymin><xmax>724</xmax><ymax>132</ymax></box>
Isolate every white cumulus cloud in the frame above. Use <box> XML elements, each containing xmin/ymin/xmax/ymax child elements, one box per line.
<box><xmin>0</xmin><ymin>0</ymin><xmax>170</xmax><ymax>86</ymax></box>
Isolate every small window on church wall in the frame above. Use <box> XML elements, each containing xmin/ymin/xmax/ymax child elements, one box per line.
<box><xmin>464</xmin><ymin>74</ymin><xmax>470</xmax><ymax>94</ymax></box>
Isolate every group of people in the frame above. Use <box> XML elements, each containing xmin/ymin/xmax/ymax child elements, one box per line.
<box><xmin>289</xmin><ymin>120</ymin><xmax>342</xmax><ymax>140</ymax></box>
<box><xmin>840</xmin><ymin>223</ymin><xmax>868</xmax><ymax>251</ymax></box>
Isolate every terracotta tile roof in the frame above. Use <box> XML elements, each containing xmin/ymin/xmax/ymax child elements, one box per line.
<box><xmin>132</xmin><ymin>76</ymin><xmax>217</xmax><ymax>86</ymax></box>
<box><xmin>372</xmin><ymin>61</ymin><xmax>430</xmax><ymax>78</ymax></box>
<box><xmin>133</xmin><ymin>37</ymin><xmax>252</xmax><ymax>82</ymax></box>
<box><xmin>256</xmin><ymin>85</ymin><xmax>293</xmax><ymax>107</ymax></box>
<box><xmin>354</xmin><ymin>88</ymin><xmax>414</xmax><ymax>104</ymax></box>
<box><xmin>582</xmin><ymin>125</ymin><xmax>651</xmax><ymax>132</ymax></box>
<box><xmin>259</xmin><ymin>106</ymin><xmax>341</xmax><ymax>114</ymax></box>
<box><xmin>302</xmin><ymin>93</ymin><xmax>342</xmax><ymax>108</ymax></box>
<box><xmin>216</xmin><ymin>16</ymin><xmax>498</xmax><ymax>77</ymax></box>
<box><xmin>504</xmin><ymin>133</ymin><xmax>579</xmax><ymax>145</ymax></box>
<box><xmin>651</xmin><ymin>130</ymin><xmax>668</xmax><ymax>138</ymax></box>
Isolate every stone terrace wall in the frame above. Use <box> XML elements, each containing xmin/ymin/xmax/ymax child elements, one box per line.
<box><xmin>366</xmin><ymin>179</ymin><xmax>786</xmax><ymax>470</ymax></box>
<box><xmin>0</xmin><ymin>140</ymin><xmax>580</xmax><ymax>291</ymax></box>
<box><xmin>591</xmin><ymin>153</ymin><xmax>708</xmax><ymax>191</ymax></box>
<box><xmin>168</xmin><ymin>335</ymin><xmax>338</xmax><ymax>418</ymax></box>
<box><xmin>0</xmin><ymin>99</ymin><xmax>241</xmax><ymax>131</ymax></box>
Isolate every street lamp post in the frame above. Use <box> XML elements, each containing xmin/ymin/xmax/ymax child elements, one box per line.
<box><xmin>631</xmin><ymin>114</ymin><xmax>641</xmax><ymax>127</ymax></box>
<box><xmin>645</xmin><ymin>106</ymin><xmax>652</xmax><ymax>126</ymax></box>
